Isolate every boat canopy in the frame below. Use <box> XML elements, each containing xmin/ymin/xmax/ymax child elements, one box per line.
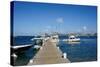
<box><xmin>69</xmin><ymin>35</ymin><xmax>75</xmax><ymax>38</ymax></box>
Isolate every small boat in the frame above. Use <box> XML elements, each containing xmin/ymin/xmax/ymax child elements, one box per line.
<box><xmin>63</xmin><ymin>35</ymin><xmax>80</xmax><ymax>42</ymax></box>
<box><xmin>11</xmin><ymin>44</ymin><xmax>33</xmax><ymax>55</ymax></box>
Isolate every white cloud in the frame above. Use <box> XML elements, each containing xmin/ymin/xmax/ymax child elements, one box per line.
<box><xmin>83</xmin><ymin>26</ymin><xmax>87</xmax><ymax>30</ymax></box>
<box><xmin>56</xmin><ymin>17</ymin><xmax>64</xmax><ymax>23</ymax></box>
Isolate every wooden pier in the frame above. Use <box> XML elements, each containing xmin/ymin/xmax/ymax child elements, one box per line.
<box><xmin>28</xmin><ymin>38</ymin><xmax>70</xmax><ymax>65</ymax></box>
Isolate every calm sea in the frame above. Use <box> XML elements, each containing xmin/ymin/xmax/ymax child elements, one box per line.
<box><xmin>59</xmin><ymin>36</ymin><xmax>97</xmax><ymax>62</ymax></box>
<box><xmin>12</xmin><ymin>36</ymin><xmax>97</xmax><ymax>65</ymax></box>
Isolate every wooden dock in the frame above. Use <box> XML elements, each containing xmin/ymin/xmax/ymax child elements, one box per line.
<box><xmin>28</xmin><ymin>38</ymin><xmax>70</xmax><ymax>65</ymax></box>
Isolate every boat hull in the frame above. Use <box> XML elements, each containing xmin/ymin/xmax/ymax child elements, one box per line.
<box><xmin>11</xmin><ymin>45</ymin><xmax>32</xmax><ymax>55</ymax></box>
<box><xmin>63</xmin><ymin>38</ymin><xmax>80</xmax><ymax>42</ymax></box>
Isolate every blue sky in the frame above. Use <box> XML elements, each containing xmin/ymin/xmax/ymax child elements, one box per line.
<box><xmin>13</xmin><ymin>1</ymin><xmax>97</xmax><ymax>36</ymax></box>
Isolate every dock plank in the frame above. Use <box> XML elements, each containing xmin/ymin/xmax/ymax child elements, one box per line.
<box><xmin>28</xmin><ymin>39</ymin><xmax>70</xmax><ymax>65</ymax></box>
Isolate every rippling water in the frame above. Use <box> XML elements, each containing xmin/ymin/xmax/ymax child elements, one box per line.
<box><xmin>58</xmin><ymin>36</ymin><xmax>97</xmax><ymax>62</ymax></box>
<box><xmin>12</xmin><ymin>36</ymin><xmax>97</xmax><ymax>65</ymax></box>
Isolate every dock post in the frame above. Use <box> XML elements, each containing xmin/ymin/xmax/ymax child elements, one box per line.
<box><xmin>42</xmin><ymin>39</ymin><xmax>45</xmax><ymax>46</ymax></box>
<box><xmin>11</xmin><ymin>53</ymin><xmax>17</xmax><ymax>58</ymax></box>
<box><xmin>29</xmin><ymin>59</ymin><xmax>33</xmax><ymax>63</ymax></box>
<box><xmin>63</xmin><ymin>53</ymin><xmax>67</xmax><ymax>59</ymax></box>
<box><xmin>57</xmin><ymin>47</ymin><xmax>59</xmax><ymax>49</ymax></box>
<box><xmin>40</xmin><ymin>46</ymin><xmax>43</xmax><ymax>50</ymax></box>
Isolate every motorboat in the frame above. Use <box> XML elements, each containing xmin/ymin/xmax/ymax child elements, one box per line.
<box><xmin>63</xmin><ymin>35</ymin><xmax>80</xmax><ymax>42</ymax></box>
<box><xmin>11</xmin><ymin>44</ymin><xmax>33</xmax><ymax>57</ymax></box>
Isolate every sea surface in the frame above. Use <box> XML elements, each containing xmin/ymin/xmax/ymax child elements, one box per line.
<box><xmin>12</xmin><ymin>36</ymin><xmax>97</xmax><ymax>65</ymax></box>
<box><xmin>59</xmin><ymin>36</ymin><xmax>97</xmax><ymax>62</ymax></box>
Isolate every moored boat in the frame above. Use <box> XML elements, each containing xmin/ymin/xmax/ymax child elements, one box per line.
<box><xmin>63</xmin><ymin>35</ymin><xmax>80</xmax><ymax>42</ymax></box>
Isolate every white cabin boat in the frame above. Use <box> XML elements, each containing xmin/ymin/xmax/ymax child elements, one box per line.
<box><xmin>63</xmin><ymin>35</ymin><xmax>80</xmax><ymax>42</ymax></box>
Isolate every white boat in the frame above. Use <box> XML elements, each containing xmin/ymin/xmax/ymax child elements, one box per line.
<box><xmin>63</xmin><ymin>35</ymin><xmax>80</xmax><ymax>42</ymax></box>
<box><xmin>11</xmin><ymin>44</ymin><xmax>33</xmax><ymax>52</ymax></box>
